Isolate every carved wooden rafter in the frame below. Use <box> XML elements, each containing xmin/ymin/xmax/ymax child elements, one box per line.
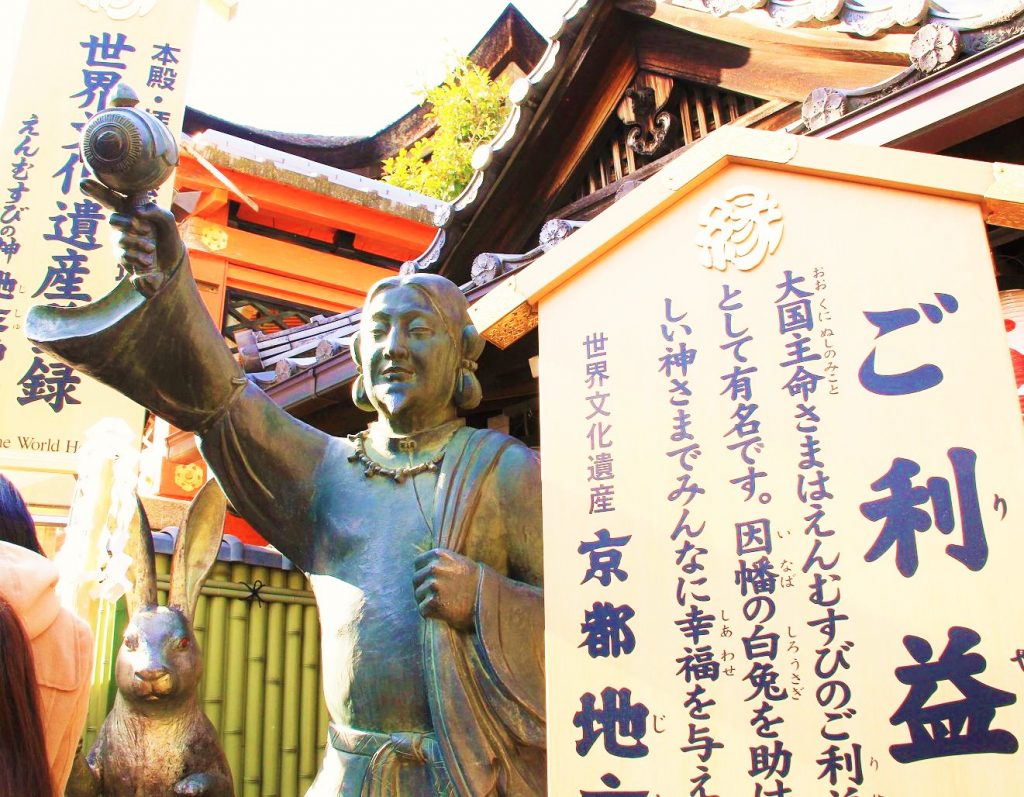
<box><xmin>616</xmin><ymin>72</ymin><xmax>677</xmax><ymax>157</ymax></box>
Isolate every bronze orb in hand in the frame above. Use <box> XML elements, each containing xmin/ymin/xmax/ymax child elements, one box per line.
<box><xmin>81</xmin><ymin>83</ymin><xmax>178</xmax><ymax>199</ymax></box>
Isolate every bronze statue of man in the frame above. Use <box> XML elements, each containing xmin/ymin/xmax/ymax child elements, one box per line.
<box><xmin>27</xmin><ymin>183</ymin><xmax>545</xmax><ymax>796</ymax></box>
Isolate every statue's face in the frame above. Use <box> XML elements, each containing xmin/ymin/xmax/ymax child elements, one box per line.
<box><xmin>360</xmin><ymin>285</ymin><xmax>459</xmax><ymax>426</ymax></box>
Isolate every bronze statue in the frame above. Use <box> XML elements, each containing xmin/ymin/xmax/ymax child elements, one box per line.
<box><xmin>67</xmin><ymin>482</ymin><xmax>235</xmax><ymax>797</ymax></box>
<box><xmin>28</xmin><ymin>169</ymin><xmax>545</xmax><ymax>794</ymax></box>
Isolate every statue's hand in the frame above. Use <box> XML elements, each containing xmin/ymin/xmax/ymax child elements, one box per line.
<box><xmin>173</xmin><ymin>772</ymin><xmax>232</xmax><ymax>797</ymax></box>
<box><xmin>65</xmin><ymin>741</ymin><xmax>100</xmax><ymax>797</ymax></box>
<box><xmin>80</xmin><ymin>178</ymin><xmax>185</xmax><ymax>297</ymax></box>
<box><xmin>413</xmin><ymin>548</ymin><xmax>480</xmax><ymax>633</ymax></box>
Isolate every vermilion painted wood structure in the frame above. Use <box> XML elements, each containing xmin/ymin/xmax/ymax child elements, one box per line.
<box><xmin>153</xmin><ymin>136</ymin><xmax>444</xmax><ymax>526</ymax></box>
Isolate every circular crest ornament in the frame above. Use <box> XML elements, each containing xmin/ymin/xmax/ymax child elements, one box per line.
<box><xmin>315</xmin><ymin>339</ymin><xmax>343</xmax><ymax>362</ymax></box>
<box><xmin>471</xmin><ymin>253</ymin><xmax>503</xmax><ymax>287</ymax></box>
<box><xmin>696</xmin><ymin>187</ymin><xmax>783</xmax><ymax>272</ymax></box>
<box><xmin>509</xmin><ymin>77</ymin><xmax>532</xmax><ymax>106</ymax></box>
<box><xmin>910</xmin><ymin>24</ymin><xmax>962</xmax><ymax>74</ymax></box>
<box><xmin>539</xmin><ymin>219</ymin><xmax>575</xmax><ymax>251</ymax></box>
<box><xmin>198</xmin><ymin>222</ymin><xmax>228</xmax><ymax>252</ymax></box>
<box><xmin>802</xmin><ymin>87</ymin><xmax>848</xmax><ymax>131</ymax></box>
<box><xmin>174</xmin><ymin>463</ymin><xmax>205</xmax><ymax>494</ymax></box>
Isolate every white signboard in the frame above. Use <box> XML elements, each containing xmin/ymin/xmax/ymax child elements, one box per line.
<box><xmin>539</xmin><ymin>162</ymin><xmax>1024</xmax><ymax>796</ymax></box>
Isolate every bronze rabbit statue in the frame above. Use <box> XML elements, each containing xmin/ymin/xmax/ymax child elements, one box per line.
<box><xmin>67</xmin><ymin>480</ymin><xmax>235</xmax><ymax>797</ymax></box>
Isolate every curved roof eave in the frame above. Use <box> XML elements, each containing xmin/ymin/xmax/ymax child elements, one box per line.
<box><xmin>399</xmin><ymin>0</ymin><xmax>600</xmax><ymax>281</ymax></box>
<box><xmin>183</xmin><ymin>106</ymin><xmax>367</xmax><ymax>151</ymax></box>
<box><xmin>399</xmin><ymin>0</ymin><xmax>1024</xmax><ymax>284</ymax></box>
<box><xmin>696</xmin><ymin>0</ymin><xmax>1024</xmax><ymax>38</ymax></box>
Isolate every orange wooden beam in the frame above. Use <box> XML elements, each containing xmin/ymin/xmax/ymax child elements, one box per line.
<box><xmin>183</xmin><ymin>218</ymin><xmax>394</xmax><ymax>297</ymax></box>
<box><xmin>352</xmin><ymin>233</ymin><xmax>420</xmax><ymax>262</ymax></box>
<box><xmin>189</xmin><ymin>249</ymin><xmax>229</xmax><ymax>323</ymax></box>
<box><xmin>175</xmin><ymin>155</ymin><xmax>436</xmax><ymax>255</ymax></box>
<box><xmin>195</xmin><ymin>187</ymin><xmax>230</xmax><ymax>218</ymax></box>
<box><xmin>225</xmin><ymin>264</ymin><xmax>363</xmax><ymax>313</ymax></box>
<box><xmin>235</xmin><ymin>204</ymin><xmax>335</xmax><ymax>244</ymax></box>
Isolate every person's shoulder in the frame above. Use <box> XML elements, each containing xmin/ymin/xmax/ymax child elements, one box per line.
<box><xmin>478</xmin><ymin>431</ymin><xmax>539</xmax><ymax>491</ymax></box>
<box><xmin>33</xmin><ymin>608</ymin><xmax>93</xmax><ymax>693</ymax></box>
<box><xmin>324</xmin><ymin>432</ymin><xmax>366</xmax><ymax>479</ymax></box>
<box><xmin>69</xmin><ymin>611</ymin><xmax>94</xmax><ymax>688</ymax></box>
<box><xmin>467</xmin><ymin>428</ymin><xmax>538</xmax><ymax>469</ymax></box>
<box><xmin>69</xmin><ymin>610</ymin><xmax>93</xmax><ymax>647</ymax></box>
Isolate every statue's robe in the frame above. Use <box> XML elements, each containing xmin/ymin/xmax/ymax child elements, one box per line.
<box><xmin>27</xmin><ymin>258</ymin><xmax>545</xmax><ymax>796</ymax></box>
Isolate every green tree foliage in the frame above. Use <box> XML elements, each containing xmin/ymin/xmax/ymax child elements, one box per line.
<box><xmin>382</xmin><ymin>58</ymin><xmax>509</xmax><ymax>202</ymax></box>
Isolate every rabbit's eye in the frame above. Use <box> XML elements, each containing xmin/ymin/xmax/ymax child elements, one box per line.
<box><xmin>124</xmin><ymin>633</ymin><xmax>139</xmax><ymax>651</ymax></box>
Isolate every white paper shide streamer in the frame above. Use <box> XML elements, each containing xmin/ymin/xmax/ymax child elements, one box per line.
<box><xmin>56</xmin><ymin>418</ymin><xmax>141</xmax><ymax>613</ymax></box>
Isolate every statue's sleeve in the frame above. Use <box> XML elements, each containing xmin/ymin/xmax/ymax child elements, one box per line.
<box><xmin>473</xmin><ymin>442</ymin><xmax>545</xmax><ymax>745</ymax></box>
<box><xmin>426</xmin><ymin>433</ymin><xmax>546</xmax><ymax>795</ymax></box>
<box><xmin>26</xmin><ymin>253</ymin><xmax>331</xmax><ymax>567</ymax></box>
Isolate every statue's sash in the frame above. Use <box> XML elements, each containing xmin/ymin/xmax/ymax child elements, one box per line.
<box><xmin>424</xmin><ymin>428</ymin><xmax>546</xmax><ymax>797</ymax></box>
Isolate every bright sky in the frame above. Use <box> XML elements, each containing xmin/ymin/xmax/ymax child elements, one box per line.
<box><xmin>0</xmin><ymin>0</ymin><xmax>563</xmax><ymax>137</ymax></box>
<box><xmin>188</xmin><ymin>0</ymin><xmax>563</xmax><ymax>136</ymax></box>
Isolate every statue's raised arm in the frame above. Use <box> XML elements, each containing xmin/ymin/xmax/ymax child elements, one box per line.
<box><xmin>25</xmin><ymin>182</ymin><xmax>332</xmax><ymax>570</ymax></box>
<box><xmin>27</xmin><ymin>162</ymin><xmax>547</xmax><ymax>793</ymax></box>
<box><xmin>27</xmin><ymin>85</ymin><xmax>546</xmax><ymax>794</ymax></box>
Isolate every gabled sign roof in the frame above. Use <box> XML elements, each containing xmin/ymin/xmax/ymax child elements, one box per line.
<box><xmin>471</xmin><ymin>125</ymin><xmax>1024</xmax><ymax>348</ymax></box>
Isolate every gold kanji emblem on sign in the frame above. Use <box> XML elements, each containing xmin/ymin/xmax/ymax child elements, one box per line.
<box><xmin>696</xmin><ymin>187</ymin><xmax>783</xmax><ymax>272</ymax></box>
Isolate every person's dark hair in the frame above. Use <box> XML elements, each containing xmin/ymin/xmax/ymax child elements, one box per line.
<box><xmin>0</xmin><ymin>474</ymin><xmax>43</xmax><ymax>555</ymax></box>
<box><xmin>0</xmin><ymin>593</ymin><xmax>54</xmax><ymax>797</ymax></box>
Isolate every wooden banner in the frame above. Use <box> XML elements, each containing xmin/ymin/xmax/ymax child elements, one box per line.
<box><xmin>0</xmin><ymin>0</ymin><xmax>200</xmax><ymax>507</ymax></box>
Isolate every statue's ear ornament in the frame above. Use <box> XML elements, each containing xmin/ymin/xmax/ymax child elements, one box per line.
<box><xmin>349</xmin><ymin>332</ymin><xmax>362</xmax><ymax>365</ymax></box>
<box><xmin>351</xmin><ymin>368</ymin><xmax>376</xmax><ymax>413</ymax></box>
<box><xmin>462</xmin><ymin>324</ymin><xmax>485</xmax><ymax>362</ymax></box>
<box><xmin>455</xmin><ymin>362</ymin><xmax>483</xmax><ymax>411</ymax></box>
<box><xmin>349</xmin><ymin>333</ymin><xmax>375</xmax><ymax>412</ymax></box>
<box><xmin>454</xmin><ymin>323</ymin><xmax>484</xmax><ymax>410</ymax></box>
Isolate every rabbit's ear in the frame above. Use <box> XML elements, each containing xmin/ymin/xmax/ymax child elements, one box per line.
<box><xmin>125</xmin><ymin>497</ymin><xmax>157</xmax><ymax>615</ymax></box>
<box><xmin>168</xmin><ymin>480</ymin><xmax>227</xmax><ymax>619</ymax></box>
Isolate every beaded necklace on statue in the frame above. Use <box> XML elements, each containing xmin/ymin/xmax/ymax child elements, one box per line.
<box><xmin>347</xmin><ymin>419</ymin><xmax>464</xmax><ymax>482</ymax></box>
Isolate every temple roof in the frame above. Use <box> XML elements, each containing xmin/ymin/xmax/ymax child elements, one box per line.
<box><xmin>183</xmin><ymin>4</ymin><xmax>547</xmax><ymax>176</ymax></box>
<box><xmin>196</xmin><ymin>0</ymin><xmax>1024</xmax><ymax>430</ymax></box>
<box><xmin>183</xmin><ymin>129</ymin><xmax>447</xmax><ymax>225</ymax></box>
<box><xmin>683</xmin><ymin>0</ymin><xmax>1024</xmax><ymax>38</ymax></box>
<box><xmin>183</xmin><ymin>107</ymin><xmax>365</xmax><ymax>155</ymax></box>
<box><xmin>395</xmin><ymin>0</ymin><xmax>1024</xmax><ymax>283</ymax></box>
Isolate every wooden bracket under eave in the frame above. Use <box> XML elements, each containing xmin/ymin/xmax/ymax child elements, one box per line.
<box><xmin>481</xmin><ymin>302</ymin><xmax>539</xmax><ymax>350</ymax></box>
<box><xmin>985</xmin><ymin>162</ymin><xmax>1024</xmax><ymax>230</ymax></box>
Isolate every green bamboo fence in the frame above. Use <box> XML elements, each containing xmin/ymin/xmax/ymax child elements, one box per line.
<box><xmin>82</xmin><ymin>550</ymin><xmax>325</xmax><ymax>796</ymax></box>
<box><xmin>81</xmin><ymin>595</ymin><xmax>127</xmax><ymax>748</ymax></box>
